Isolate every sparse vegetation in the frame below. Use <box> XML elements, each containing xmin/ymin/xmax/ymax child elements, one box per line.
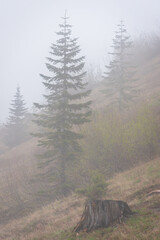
<box><xmin>1</xmin><ymin>157</ymin><xmax>160</xmax><ymax>240</ymax></box>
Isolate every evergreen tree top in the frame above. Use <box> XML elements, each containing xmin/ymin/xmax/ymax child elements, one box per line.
<box><xmin>111</xmin><ymin>21</ymin><xmax>132</xmax><ymax>52</ymax></box>
<box><xmin>8</xmin><ymin>86</ymin><xmax>27</xmax><ymax>124</ymax></box>
<box><xmin>102</xmin><ymin>21</ymin><xmax>138</xmax><ymax>110</ymax></box>
<box><xmin>39</xmin><ymin>14</ymin><xmax>90</xmax><ymax>99</ymax></box>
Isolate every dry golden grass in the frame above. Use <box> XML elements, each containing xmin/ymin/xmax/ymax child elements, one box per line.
<box><xmin>1</xmin><ymin>157</ymin><xmax>160</xmax><ymax>240</ymax></box>
<box><xmin>108</xmin><ymin>156</ymin><xmax>160</xmax><ymax>201</ymax></box>
<box><xmin>0</xmin><ymin>194</ymin><xmax>85</xmax><ymax>240</ymax></box>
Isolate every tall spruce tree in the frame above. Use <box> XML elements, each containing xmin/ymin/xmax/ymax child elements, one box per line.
<box><xmin>34</xmin><ymin>14</ymin><xmax>91</xmax><ymax>195</ymax></box>
<box><xmin>5</xmin><ymin>86</ymin><xmax>27</xmax><ymax>147</ymax></box>
<box><xmin>103</xmin><ymin>21</ymin><xmax>137</xmax><ymax>110</ymax></box>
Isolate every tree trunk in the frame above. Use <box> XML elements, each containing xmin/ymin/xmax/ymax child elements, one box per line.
<box><xmin>74</xmin><ymin>199</ymin><xmax>132</xmax><ymax>232</ymax></box>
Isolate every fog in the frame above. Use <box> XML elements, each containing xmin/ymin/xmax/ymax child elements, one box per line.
<box><xmin>1</xmin><ymin>0</ymin><xmax>160</xmax><ymax>123</ymax></box>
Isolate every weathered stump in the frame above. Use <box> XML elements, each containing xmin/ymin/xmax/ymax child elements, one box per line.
<box><xmin>74</xmin><ymin>200</ymin><xmax>132</xmax><ymax>232</ymax></box>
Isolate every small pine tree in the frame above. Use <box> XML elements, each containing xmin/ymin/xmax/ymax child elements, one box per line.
<box><xmin>103</xmin><ymin>21</ymin><xmax>138</xmax><ymax>110</ymax></box>
<box><xmin>76</xmin><ymin>170</ymin><xmax>108</xmax><ymax>200</ymax></box>
<box><xmin>34</xmin><ymin>14</ymin><xmax>91</xmax><ymax>195</ymax></box>
<box><xmin>5</xmin><ymin>86</ymin><xmax>27</xmax><ymax>147</ymax></box>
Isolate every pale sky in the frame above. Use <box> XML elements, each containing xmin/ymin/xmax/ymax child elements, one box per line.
<box><xmin>1</xmin><ymin>0</ymin><xmax>160</xmax><ymax>123</ymax></box>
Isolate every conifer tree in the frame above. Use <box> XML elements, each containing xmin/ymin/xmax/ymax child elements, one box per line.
<box><xmin>103</xmin><ymin>21</ymin><xmax>137</xmax><ymax>110</ymax></box>
<box><xmin>34</xmin><ymin>14</ymin><xmax>91</xmax><ymax>195</ymax></box>
<box><xmin>5</xmin><ymin>86</ymin><xmax>27</xmax><ymax>147</ymax></box>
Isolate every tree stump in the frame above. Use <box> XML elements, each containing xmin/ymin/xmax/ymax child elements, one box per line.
<box><xmin>74</xmin><ymin>200</ymin><xmax>132</xmax><ymax>232</ymax></box>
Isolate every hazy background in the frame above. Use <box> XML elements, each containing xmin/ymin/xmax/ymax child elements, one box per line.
<box><xmin>1</xmin><ymin>0</ymin><xmax>160</xmax><ymax>123</ymax></box>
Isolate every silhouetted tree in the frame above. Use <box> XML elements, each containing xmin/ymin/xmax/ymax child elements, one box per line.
<box><xmin>34</xmin><ymin>14</ymin><xmax>91</xmax><ymax>195</ymax></box>
<box><xmin>103</xmin><ymin>21</ymin><xmax>138</xmax><ymax>110</ymax></box>
<box><xmin>5</xmin><ymin>86</ymin><xmax>27</xmax><ymax>147</ymax></box>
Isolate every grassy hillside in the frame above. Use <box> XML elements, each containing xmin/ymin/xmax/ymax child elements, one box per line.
<box><xmin>1</xmin><ymin>98</ymin><xmax>159</xmax><ymax>226</ymax></box>
<box><xmin>0</xmin><ymin>156</ymin><xmax>160</xmax><ymax>240</ymax></box>
<box><xmin>0</xmin><ymin>46</ymin><xmax>160</xmax><ymax>239</ymax></box>
<box><xmin>0</xmin><ymin>139</ymin><xmax>39</xmax><ymax>222</ymax></box>
<box><xmin>0</xmin><ymin>138</ymin><xmax>59</xmax><ymax>225</ymax></box>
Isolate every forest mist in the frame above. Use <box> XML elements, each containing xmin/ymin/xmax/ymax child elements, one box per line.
<box><xmin>1</xmin><ymin>0</ymin><xmax>160</xmax><ymax>123</ymax></box>
<box><xmin>0</xmin><ymin>1</ymin><xmax>160</xmax><ymax>239</ymax></box>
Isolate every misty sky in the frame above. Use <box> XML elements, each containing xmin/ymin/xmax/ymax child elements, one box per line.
<box><xmin>1</xmin><ymin>0</ymin><xmax>160</xmax><ymax>123</ymax></box>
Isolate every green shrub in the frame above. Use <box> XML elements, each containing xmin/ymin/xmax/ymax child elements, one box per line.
<box><xmin>79</xmin><ymin>103</ymin><xmax>160</xmax><ymax>175</ymax></box>
<box><xmin>76</xmin><ymin>170</ymin><xmax>108</xmax><ymax>200</ymax></box>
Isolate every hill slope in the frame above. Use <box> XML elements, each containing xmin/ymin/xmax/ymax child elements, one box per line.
<box><xmin>0</xmin><ymin>50</ymin><xmax>160</xmax><ymax>239</ymax></box>
<box><xmin>0</xmin><ymin>156</ymin><xmax>160</xmax><ymax>240</ymax></box>
<box><xmin>0</xmin><ymin>138</ymin><xmax>50</xmax><ymax>225</ymax></box>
